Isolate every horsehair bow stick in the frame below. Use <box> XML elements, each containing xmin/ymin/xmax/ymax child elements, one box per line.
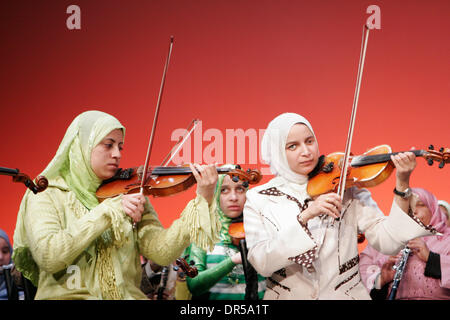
<box><xmin>139</xmin><ymin>36</ymin><xmax>174</xmax><ymax>194</ymax></box>
<box><xmin>336</xmin><ymin>25</ymin><xmax>370</xmax><ymax>201</ymax></box>
<box><xmin>159</xmin><ymin>118</ymin><xmax>200</xmax><ymax>167</ymax></box>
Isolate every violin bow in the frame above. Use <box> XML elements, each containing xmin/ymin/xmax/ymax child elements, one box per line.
<box><xmin>159</xmin><ymin>118</ymin><xmax>200</xmax><ymax>167</ymax></box>
<box><xmin>139</xmin><ymin>36</ymin><xmax>174</xmax><ymax>194</ymax></box>
<box><xmin>336</xmin><ymin>25</ymin><xmax>370</xmax><ymax>201</ymax></box>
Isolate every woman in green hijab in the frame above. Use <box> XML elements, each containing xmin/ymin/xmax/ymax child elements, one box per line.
<box><xmin>186</xmin><ymin>166</ymin><xmax>266</xmax><ymax>300</ymax></box>
<box><xmin>12</xmin><ymin>110</ymin><xmax>221</xmax><ymax>300</ymax></box>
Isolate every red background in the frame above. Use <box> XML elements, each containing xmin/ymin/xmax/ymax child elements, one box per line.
<box><xmin>1</xmin><ymin>1</ymin><xmax>449</xmax><ymax>253</ymax></box>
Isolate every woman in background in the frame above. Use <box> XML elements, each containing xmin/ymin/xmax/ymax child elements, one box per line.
<box><xmin>360</xmin><ymin>188</ymin><xmax>450</xmax><ymax>300</ymax></box>
<box><xmin>186</xmin><ymin>166</ymin><xmax>266</xmax><ymax>300</ymax></box>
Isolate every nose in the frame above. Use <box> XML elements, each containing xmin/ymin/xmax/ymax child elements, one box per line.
<box><xmin>229</xmin><ymin>190</ymin><xmax>238</xmax><ymax>201</ymax></box>
<box><xmin>112</xmin><ymin>145</ymin><xmax>121</xmax><ymax>160</ymax></box>
<box><xmin>298</xmin><ymin>143</ymin><xmax>311</xmax><ymax>156</ymax></box>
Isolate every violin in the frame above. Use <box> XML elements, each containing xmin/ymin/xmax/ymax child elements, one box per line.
<box><xmin>96</xmin><ymin>165</ymin><xmax>262</xmax><ymax>201</ymax></box>
<box><xmin>155</xmin><ymin>256</ymin><xmax>197</xmax><ymax>300</ymax></box>
<box><xmin>173</xmin><ymin>256</ymin><xmax>198</xmax><ymax>278</ymax></box>
<box><xmin>227</xmin><ymin>216</ymin><xmax>259</xmax><ymax>300</ymax></box>
<box><xmin>307</xmin><ymin>144</ymin><xmax>449</xmax><ymax>198</ymax></box>
<box><xmin>0</xmin><ymin>167</ymin><xmax>48</xmax><ymax>194</ymax></box>
<box><xmin>228</xmin><ymin>219</ymin><xmax>245</xmax><ymax>247</ymax></box>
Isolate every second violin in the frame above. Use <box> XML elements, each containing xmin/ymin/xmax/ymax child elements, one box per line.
<box><xmin>307</xmin><ymin>144</ymin><xmax>449</xmax><ymax>198</ymax></box>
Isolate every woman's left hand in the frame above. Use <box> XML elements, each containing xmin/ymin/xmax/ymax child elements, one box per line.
<box><xmin>390</xmin><ymin>150</ymin><xmax>416</xmax><ymax>188</ymax></box>
<box><xmin>190</xmin><ymin>163</ymin><xmax>218</xmax><ymax>205</ymax></box>
<box><xmin>408</xmin><ymin>238</ymin><xmax>430</xmax><ymax>262</ymax></box>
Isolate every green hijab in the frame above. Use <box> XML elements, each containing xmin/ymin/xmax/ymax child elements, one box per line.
<box><xmin>13</xmin><ymin>110</ymin><xmax>125</xmax><ymax>285</ymax></box>
<box><xmin>214</xmin><ymin>164</ymin><xmax>248</xmax><ymax>246</ymax></box>
<box><xmin>43</xmin><ymin>110</ymin><xmax>125</xmax><ymax>209</ymax></box>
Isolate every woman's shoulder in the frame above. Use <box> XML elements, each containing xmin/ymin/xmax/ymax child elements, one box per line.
<box><xmin>246</xmin><ymin>176</ymin><xmax>285</xmax><ymax>196</ymax></box>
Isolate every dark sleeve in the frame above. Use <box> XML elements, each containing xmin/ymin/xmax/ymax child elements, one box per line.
<box><xmin>424</xmin><ymin>251</ymin><xmax>441</xmax><ymax>279</ymax></box>
<box><xmin>370</xmin><ymin>282</ymin><xmax>390</xmax><ymax>300</ymax></box>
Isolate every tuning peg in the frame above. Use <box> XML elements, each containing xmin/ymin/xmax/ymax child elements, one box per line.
<box><xmin>232</xmin><ymin>175</ymin><xmax>239</xmax><ymax>183</ymax></box>
<box><xmin>235</xmin><ymin>164</ymin><xmax>241</xmax><ymax>169</ymax></box>
<box><xmin>440</xmin><ymin>147</ymin><xmax>444</xmax><ymax>152</ymax></box>
<box><xmin>242</xmin><ymin>181</ymin><xmax>249</xmax><ymax>188</ymax></box>
<box><xmin>439</xmin><ymin>161</ymin><xmax>445</xmax><ymax>169</ymax></box>
<box><xmin>189</xmin><ymin>260</ymin><xmax>195</xmax><ymax>266</ymax></box>
<box><xmin>429</xmin><ymin>144</ymin><xmax>434</xmax><ymax>150</ymax></box>
<box><xmin>427</xmin><ymin>159</ymin><xmax>434</xmax><ymax>166</ymax></box>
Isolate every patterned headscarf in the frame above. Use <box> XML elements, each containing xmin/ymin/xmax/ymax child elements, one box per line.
<box><xmin>412</xmin><ymin>188</ymin><xmax>450</xmax><ymax>238</ymax></box>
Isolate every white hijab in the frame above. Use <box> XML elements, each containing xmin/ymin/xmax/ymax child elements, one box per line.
<box><xmin>261</xmin><ymin>113</ymin><xmax>318</xmax><ymax>185</ymax></box>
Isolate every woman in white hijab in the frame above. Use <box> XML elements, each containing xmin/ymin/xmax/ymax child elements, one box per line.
<box><xmin>243</xmin><ymin>112</ymin><xmax>438</xmax><ymax>300</ymax></box>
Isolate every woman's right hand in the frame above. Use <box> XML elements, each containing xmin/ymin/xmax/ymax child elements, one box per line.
<box><xmin>121</xmin><ymin>193</ymin><xmax>146</xmax><ymax>223</ymax></box>
<box><xmin>301</xmin><ymin>193</ymin><xmax>342</xmax><ymax>223</ymax></box>
<box><xmin>231</xmin><ymin>252</ymin><xmax>242</xmax><ymax>265</ymax></box>
<box><xmin>380</xmin><ymin>256</ymin><xmax>397</xmax><ymax>287</ymax></box>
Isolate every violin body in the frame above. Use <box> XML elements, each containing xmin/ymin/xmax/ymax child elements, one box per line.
<box><xmin>307</xmin><ymin>145</ymin><xmax>394</xmax><ymax>197</ymax></box>
<box><xmin>307</xmin><ymin>144</ymin><xmax>449</xmax><ymax>198</ymax></box>
<box><xmin>96</xmin><ymin>166</ymin><xmax>196</xmax><ymax>201</ymax></box>
<box><xmin>228</xmin><ymin>221</ymin><xmax>245</xmax><ymax>246</ymax></box>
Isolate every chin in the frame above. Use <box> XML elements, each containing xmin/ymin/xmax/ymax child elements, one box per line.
<box><xmin>295</xmin><ymin>164</ymin><xmax>316</xmax><ymax>176</ymax></box>
<box><xmin>99</xmin><ymin>170</ymin><xmax>116</xmax><ymax>181</ymax></box>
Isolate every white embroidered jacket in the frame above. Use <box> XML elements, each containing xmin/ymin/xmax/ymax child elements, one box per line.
<box><xmin>243</xmin><ymin>176</ymin><xmax>435</xmax><ymax>300</ymax></box>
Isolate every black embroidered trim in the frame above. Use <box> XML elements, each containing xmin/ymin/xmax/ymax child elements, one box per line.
<box><xmin>407</xmin><ymin>208</ymin><xmax>438</xmax><ymax>234</ymax></box>
<box><xmin>260</xmin><ymin>213</ymin><xmax>280</xmax><ymax>232</ymax></box>
<box><xmin>274</xmin><ymin>268</ymin><xmax>287</xmax><ymax>278</ymax></box>
<box><xmin>335</xmin><ymin>271</ymin><xmax>359</xmax><ymax>291</ymax></box>
<box><xmin>344</xmin><ymin>278</ymin><xmax>362</xmax><ymax>299</ymax></box>
<box><xmin>267</xmin><ymin>277</ymin><xmax>291</xmax><ymax>292</ymax></box>
<box><xmin>339</xmin><ymin>256</ymin><xmax>359</xmax><ymax>275</ymax></box>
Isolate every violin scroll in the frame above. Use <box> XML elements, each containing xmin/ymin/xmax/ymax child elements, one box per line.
<box><xmin>174</xmin><ymin>256</ymin><xmax>198</xmax><ymax>278</ymax></box>
<box><xmin>424</xmin><ymin>145</ymin><xmax>449</xmax><ymax>169</ymax></box>
<box><xmin>227</xmin><ymin>165</ymin><xmax>262</xmax><ymax>188</ymax></box>
<box><xmin>12</xmin><ymin>173</ymin><xmax>49</xmax><ymax>194</ymax></box>
<box><xmin>1</xmin><ymin>167</ymin><xmax>48</xmax><ymax>194</ymax></box>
